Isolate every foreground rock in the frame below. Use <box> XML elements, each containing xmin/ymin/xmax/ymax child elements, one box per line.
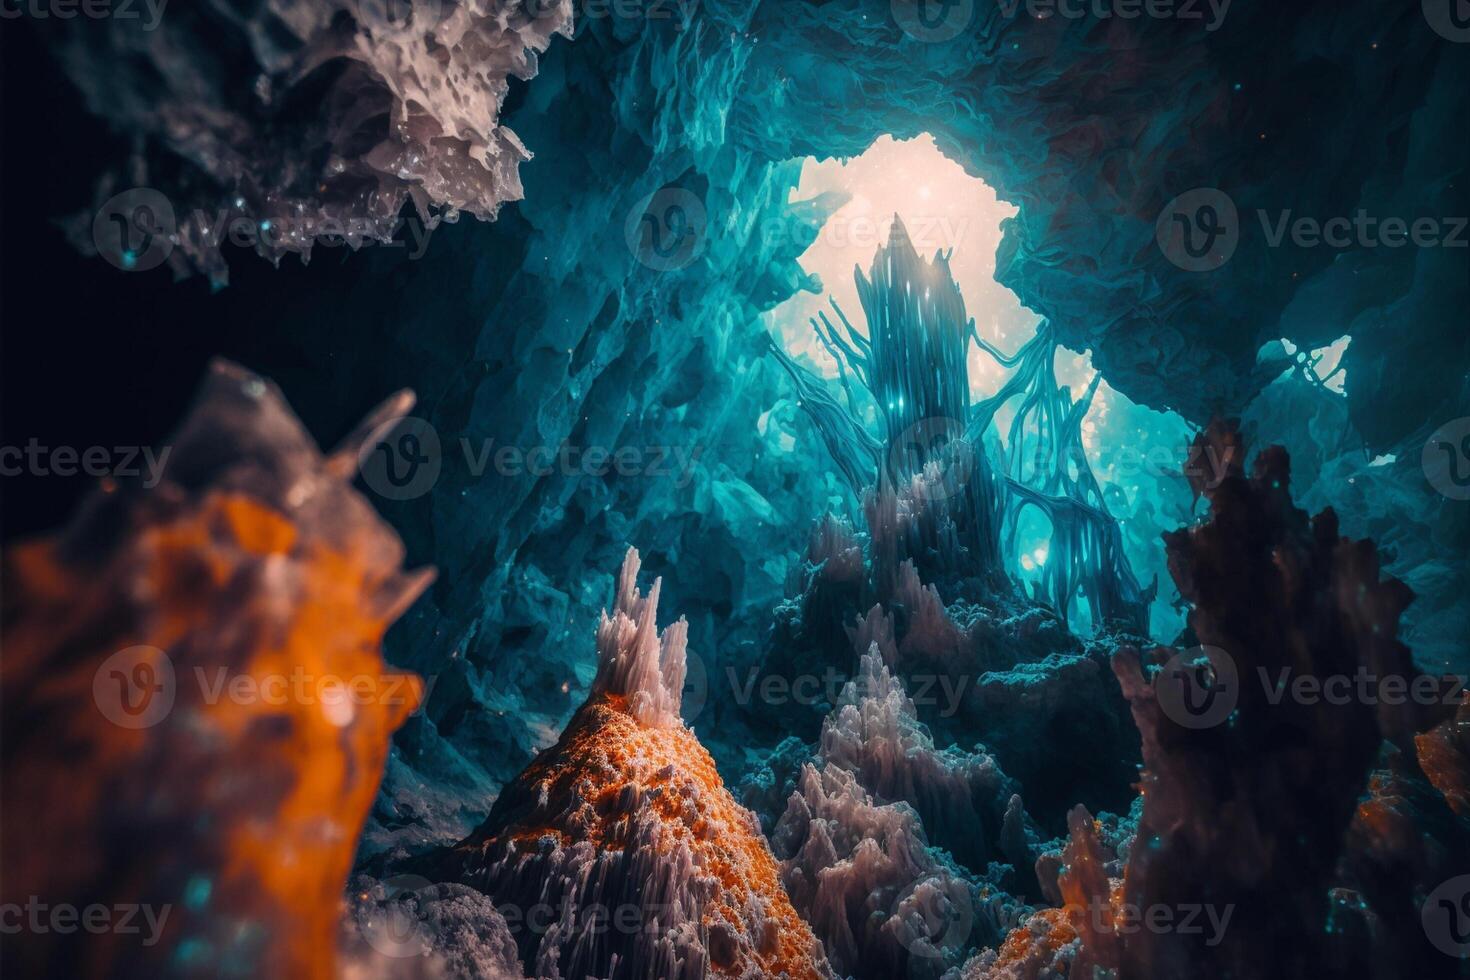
<box><xmin>429</xmin><ymin>548</ymin><xmax>834</xmax><ymax>980</ymax></box>
<box><xmin>1</xmin><ymin>361</ymin><xmax>432</xmax><ymax>979</ymax></box>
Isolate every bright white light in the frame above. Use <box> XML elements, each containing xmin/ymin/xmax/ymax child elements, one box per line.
<box><xmin>767</xmin><ymin>134</ymin><xmax>1040</xmax><ymax>398</ymax></box>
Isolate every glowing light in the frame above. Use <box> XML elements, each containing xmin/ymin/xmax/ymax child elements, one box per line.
<box><xmin>767</xmin><ymin>133</ymin><xmax>1038</xmax><ymax>391</ymax></box>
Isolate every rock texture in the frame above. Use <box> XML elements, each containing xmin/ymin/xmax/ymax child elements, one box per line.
<box><xmin>22</xmin><ymin>0</ymin><xmax>1467</xmax><ymax>854</ymax></box>
<box><xmin>0</xmin><ymin>361</ymin><xmax>432</xmax><ymax>979</ymax></box>
<box><xmin>974</xmin><ymin>423</ymin><xmax>1470</xmax><ymax>979</ymax></box>
<box><xmin>431</xmin><ymin>548</ymin><xmax>834</xmax><ymax>980</ymax></box>
<box><xmin>770</xmin><ymin>647</ymin><xmax>1040</xmax><ymax>979</ymax></box>
<box><xmin>55</xmin><ymin>0</ymin><xmax>572</xmax><ymax>282</ymax></box>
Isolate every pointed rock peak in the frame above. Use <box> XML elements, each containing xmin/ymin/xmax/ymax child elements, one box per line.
<box><xmin>888</xmin><ymin>212</ymin><xmax>913</xmax><ymax>247</ymax></box>
<box><xmin>591</xmin><ymin>547</ymin><xmax>690</xmax><ymax>728</ymax></box>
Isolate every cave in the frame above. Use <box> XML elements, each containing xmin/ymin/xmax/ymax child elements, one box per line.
<box><xmin>2</xmin><ymin>2</ymin><xmax>1468</xmax><ymax>979</ymax></box>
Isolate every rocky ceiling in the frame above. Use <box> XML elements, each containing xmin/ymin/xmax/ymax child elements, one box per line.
<box><xmin>46</xmin><ymin>0</ymin><xmax>1470</xmax><ymax>440</ymax></box>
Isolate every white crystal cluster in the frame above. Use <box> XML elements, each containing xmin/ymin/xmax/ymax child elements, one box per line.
<box><xmin>772</xmin><ymin>648</ymin><xmax>1035</xmax><ymax>979</ymax></box>
<box><xmin>590</xmin><ymin>547</ymin><xmax>691</xmax><ymax>728</ymax></box>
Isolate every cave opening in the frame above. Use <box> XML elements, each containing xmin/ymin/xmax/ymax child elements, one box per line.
<box><xmin>766</xmin><ymin>133</ymin><xmax>1193</xmax><ymax>641</ymax></box>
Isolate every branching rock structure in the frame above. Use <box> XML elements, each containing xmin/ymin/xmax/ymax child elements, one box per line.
<box><xmin>771</xmin><ymin>219</ymin><xmax>1151</xmax><ymax>636</ymax></box>
<box><xmin>972</xmin><ymin>323</ymin><xmax>1156</xmax><ymax>634</ymax></box>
